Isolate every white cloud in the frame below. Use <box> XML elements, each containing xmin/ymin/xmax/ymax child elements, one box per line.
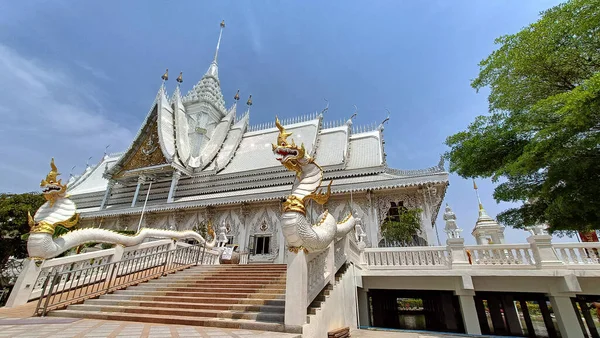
<box><xmin>0</xmin><ymin>43</ymin><xmax>132</xmax><ymax>193</ymax></box>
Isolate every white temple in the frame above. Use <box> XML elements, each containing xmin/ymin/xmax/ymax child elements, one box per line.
<box><xmin>66</xmin><ymin>22</ymin><xmax>449</xmax><ymax>263</ymax></box>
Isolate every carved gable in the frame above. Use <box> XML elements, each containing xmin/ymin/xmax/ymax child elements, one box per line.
<box><xmin>115</xmin><ymin>118</ymin><xmax>168</xmax><ymax>177</ymax></box>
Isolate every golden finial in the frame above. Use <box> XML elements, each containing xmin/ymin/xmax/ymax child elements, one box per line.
<box><xmin>176</xmin><ymin>72</ymin><xmax>183</xmax><ymax>84</ymax></box>
<box><xmin>473</xmin><ymin>179</ymin><xmax>483</xmax><ymax>210</ymax></box>
<box><xmin>246</xmin><ymin>95</ymin><xmax>253</xmax><ymax>106</ymax></box>
<box><xmin>234</xmin><ymin>89</ymin><xmax>240</xmax><ymax>101</ymax></box>
<box><xmin>161</xmin><ymin>68</ymin><xmax>169</xmax><ymax>81</ymax></box>
<box><xmin>220</xmin><ymin>20</ymin><xmax>225</xmax><ymax>28</ymax></box>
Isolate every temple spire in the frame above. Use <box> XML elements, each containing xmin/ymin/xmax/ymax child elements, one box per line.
<box><xmin>473</xmin><ymin>179</ymin><xmax>483</xmax><ymax>210</ymax></box>
<box><xmin>213</xmin><ymin>20</ymin><xmax>225</xmax><ymax>65</ymax></box>
<box><xmin>206</xmin><ymin>21</ymin><xmax>225</xmax><ymax>78</ymax></box>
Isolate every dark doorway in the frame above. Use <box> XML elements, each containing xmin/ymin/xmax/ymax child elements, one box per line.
<box><xmin>474</xmin><ymin>292</ymin><xmax>561</xmax><ymax>337</ymax></box>
<box><xmin>368</xmin><ymin>289</ymin><xmax>465</xmax><ymax>333</ymax></box>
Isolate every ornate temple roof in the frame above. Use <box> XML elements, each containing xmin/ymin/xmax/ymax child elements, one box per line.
<box><xmin>67</xmin><ymin>22</ymin><xmax>450</xmax><ymax>220</ymax></box>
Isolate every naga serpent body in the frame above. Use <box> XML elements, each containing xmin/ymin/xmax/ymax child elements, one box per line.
<box><xmin>273</xmin><ymin>118</ymin><xmax>355</xmax><ymax>253</ymax></box>
<box><xmin>27</xmin><ymin>159</ymin><xmax>216</xmax><ymax>260</ymax></box>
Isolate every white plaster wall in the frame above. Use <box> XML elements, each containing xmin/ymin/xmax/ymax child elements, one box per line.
<box><xmin>303</xmin><ymin>264</ymin><xmax>359</xmax><ymax>337</ymax></box>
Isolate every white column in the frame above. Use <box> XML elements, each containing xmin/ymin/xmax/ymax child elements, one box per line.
<box><xmin>457</xmin><ymin>294</ymin><xmax>482</xmax><ymax>335</ymax></box>
<box><xmin>357</xmin><ymin>288</ymin><xmax>370</xmax><ymax>327</ymax></box>
<box><xmin>447</xmin><ymin>237</ymin><xmax>470</xmax><ymax>268</ymax></box>
<box><xmin>549</xmin><ymin>295</ymin><xmax>585</xmax><ymax>338</ymax></box>
<box><xmin>527</xmin><ymin>235</ymin><xmax>564</xmax><ymax>268</ymax></box>
<box><xmin>131</xmin><ymin>175</ymin><xmax>145</xmax><ymax>208</ymax></box>
<box><xmin>100</xmin><ymin>180</ymin><xmax>116</xmax><ymax>210</ymax></box>
<box><xmin>368</xmin><ymin>198</ymin><xmax>379</xmax><ymax>248</ymax></box>
<box><xmin>167</xmin><ymin>171</ymin><xmax>181</xmax><ymax>203</ymax></box>
<box><xmin>277</xmin><ymin>225</ymin><xmax>286</xmax><ymax>264</ymax></box>
<box><xmin>284</xmin><ymin>250</ymin><xmax>308</xmax><ymax>326</ymax></box>
<box><xmin>5</xmin><ymin>259</ymin><xmax>42</xmax><ymax>307</ymax></box>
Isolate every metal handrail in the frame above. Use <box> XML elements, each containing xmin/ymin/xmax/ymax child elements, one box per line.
<box><xmin>34</xmin><ymin>242</ymin><xmax>213</xmax><ymax>317</ymax></box>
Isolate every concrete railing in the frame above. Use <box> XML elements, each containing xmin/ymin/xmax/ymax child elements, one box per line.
<box><xmin>360</xmin><ymin>235</ymin><xmax>600</xmax><ymax>271</ymax></box>
<box><xmin>364</xmin><ymin>246</ymin><xmax>449</xmax><ymax>269</ymax></box>
<box><xmin>5</xmin><ymin>239</ymin><xmax>219</xmax><ymax>308</ymax></box>
<box><xmin>284</xmin><ymin>232</ymin><xmax>363</xmax><ymax>327</ymax></box>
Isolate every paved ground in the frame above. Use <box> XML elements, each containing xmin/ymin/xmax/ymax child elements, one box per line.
<box><xmin>0</xmin><ymin>316</ymin><xmax>301</xmax><ymax>338</ymax></box>
<box><xmin>0</xmin><ymin>303</ymin><xmax>466</xmax><ymax>338</ymax></box>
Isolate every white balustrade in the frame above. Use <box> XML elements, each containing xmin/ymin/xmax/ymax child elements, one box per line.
<box><xmin>364</xmin><ymin>246</ymin><xmax>449</xmax><ymax>269</ymax></box>
<box><xmin>554</xmin><ymin>242</ymin><xmax>600</xmax><ymax>266</ymax></box>
<box><xmin>464</xmin><ymin>244</ymin><xmax>536</xmax><ymax>267</ymax></box>
<box><xmin>306</xmin><ymin>249</ymin><xmax>329</xmax><ymax>307</ymax></box>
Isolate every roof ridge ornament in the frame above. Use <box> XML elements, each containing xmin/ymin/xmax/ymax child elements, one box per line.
<box><xmin>161</xmin><ymin>68</ymin><xmax>169</xmax><ymax>82</ymax></box>
<box><xmin>319</xmin><ymin>98</ymin><xmax>329</xmax><ymax>118</ymax></box>
<box><xmin>378</xmin><ymin>109</ymin><xmax>390</xmax><ymax>131</ymax></box>
<box><xmin>346</xmin><ymin>105</ymin><xmax>358</xmax><ymax>126</ymax></box>
<box><xmin>176</xmin><ymin>72</ymin><xmax>183</xmax><ymax>84</ymax></box>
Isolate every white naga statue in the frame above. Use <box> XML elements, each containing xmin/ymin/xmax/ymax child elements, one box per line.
<box><xmin>272</xmin><ymin>117</ymin><xmax>355</xmax><ymax>253</ymax></box>
<box><xmin>27</xmin><ymin>159</ymin><xmax>216</xmax><ymax>259</ymax></box>
<box><xmin>443</xmin><ymin>203</ymin><xmax>462</xmax><ymax>239</ymax></box>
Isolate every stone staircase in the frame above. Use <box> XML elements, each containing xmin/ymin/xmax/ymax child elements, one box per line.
<box><xmin>48</xmin><ymin>264</ymin><xmax>302</xmax><ymax>335</ymax></box>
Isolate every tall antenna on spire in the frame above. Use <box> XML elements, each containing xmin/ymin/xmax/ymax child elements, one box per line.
<box><xmin>473</xmin><ymin>179</ymin><xmax>483</xmax><ymax>210</ymax></box>
<box><xmin>213</xmin><ymin>20</ymin><xmax>226</xmax><ymax>64</ymax></box>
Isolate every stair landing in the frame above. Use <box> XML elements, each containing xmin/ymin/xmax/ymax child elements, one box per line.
<box><xmin>48</xmin><ymin>264</ymin><xmax>302</xmax><ymax>334</ymax></box>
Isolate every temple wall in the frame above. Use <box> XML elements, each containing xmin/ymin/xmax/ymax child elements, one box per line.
<box><xmin>77</xmin><ymin>185</ymin><xmax>445</xmax><ymax>256</ymax></box>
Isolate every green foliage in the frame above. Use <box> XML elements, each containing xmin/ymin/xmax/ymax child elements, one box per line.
<box><xmin>0</xmin><ymin>193</ymin><xmax>45</xmax><ymax>267</ymax></box>
<box><xmin>380</xmin><ymin>208</ymin><xmax>423</xmax><ymax>246</ymax></box>
<box><xmin>445</xmin><ymin>0</ymin><xmax>600</xmax><ymax>232</ymax></box>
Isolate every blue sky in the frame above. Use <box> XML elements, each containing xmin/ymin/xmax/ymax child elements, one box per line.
<box><xmin>0</xmin><ymin>0</ymin><xmax>575</xmax><ymax>244</ymax></box>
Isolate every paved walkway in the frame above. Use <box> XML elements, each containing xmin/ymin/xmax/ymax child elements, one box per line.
<box><xmin>0</xmin><ymin>316</ymin><xmax>300</xmax><ymax>338</ymax></box>
<box><xmin>0</xmin><ymin>303</ymin><xmax>466</xmax><ymax>338</ymax></box>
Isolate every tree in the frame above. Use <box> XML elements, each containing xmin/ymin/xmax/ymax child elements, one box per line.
<box><xmin>0</xmin><ymin>193</ymin><xmax>45</xmax><ymax>273</ymax></box>
<box><xmin>380</xmin><ymin>206</ymin><xmax>423</xmax><ymax>246</ymax></box>
<box><xmin>445</xmin><ymin>0</ymin><xmax>600</xmax><ymax>233</ymax></box>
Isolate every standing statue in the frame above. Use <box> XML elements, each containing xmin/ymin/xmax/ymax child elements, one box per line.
<box><xmin>443</xmin><ymin>204</ymin><xmax>462</xmax><ymax>239</ymax></box>
<box><xmin>27</xmin><ymin>159</ymin><xmax>216</xmax><ymax>259</ymax></box>
<box><xmin>272</xmin><ymin>117</ymin><xmax>355</xmax><ymax>253</ymax></box>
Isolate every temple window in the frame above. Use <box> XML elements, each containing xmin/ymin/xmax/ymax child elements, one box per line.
<box><xmin>380</xmin><ymin>201</ymin><xmax>426</xmax><ymax>247</ymax></box>
<box><xmin>252</xmin><ymin>235</ymin><xmax>271</xmax><ymax>255</ymax></box>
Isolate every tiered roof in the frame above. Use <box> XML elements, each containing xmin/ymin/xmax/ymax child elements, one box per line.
<box><xmin>66</xmin><ymin>22</ymin><xmax>449</xmax><ymax>223</ymax></box>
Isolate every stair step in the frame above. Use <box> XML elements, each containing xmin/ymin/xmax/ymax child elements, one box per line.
<box><xmin>113</xmin><ymin>289</ymin><xmax>285</xmax><ymax>300</ymax></box>
<box><xmin>132</xmin><ymin>286</ymin><xmax>286</xmax><ymax>294</ymax></box>
<box><xmin>49</xmin><ymin>309</ymin><xmax>302</xmax><ymax>334</ymax></box>
<box><xmin>144</xmin><ymin>282</ymin><xmax>286</xmax><ymax>289</ymax></box>
<box><xmin>85</xmin><ymin>299</ymin><xmax>284</xmax><ymax>313</ymax></box>
<box><xmin>100</xmin><ymin>294</ymin><xmax>285</xmax><ymax>306</ymax></box>
<box><xmin>66</xmin><ymin>304</ymin><xmax>285</xmax><ymax>322</ymax></box>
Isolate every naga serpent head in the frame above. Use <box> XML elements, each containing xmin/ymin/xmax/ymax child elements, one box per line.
<box><xmin>272</xmin><ymin>117</ymin><xmax>308</xmax><ymax>174</ymax></box>
<box><xmin>40</xmin><ymin>158</ymin><xmax>67</xmax><ymax>207</ymax></box>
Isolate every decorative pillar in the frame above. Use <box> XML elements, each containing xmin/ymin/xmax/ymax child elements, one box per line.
<box><xmin>284</xmin><ymin>250</ymin><xmax>308</xmax><ymax>326</ymax></box>
<box><xmin>357</xmin><ymin>288</ymin><xmax>370</xmax><ymax>327</ymax></box>
<box><xmin>527</xmin><ymin>235</ymin><xmax>564</xmax><ymax>268</ymax></box>
<box><xmin>131</xmin><ymin>175</ymin><xmax>146</xmax><ymax>208</ymax></box>
<box><xmin>368</xmin><ymin>193</ymin><xmax>379</xmax><ymax>248</ymax></box>
<box><xmin>100</xmin><ymin>180</ymin><xmax>116</xmax><ymax>210</ymax></box>
<box><xmin>549</xmin><ymin>295</ymin><xmax>585</xmax><ymax>338</ymax></box>
<box><xmin>167</xmin><ymin>170</ymin><xmax>181</xmax><ymax>203</ymax></box>
<box><xmin>239</xmin><ymin>203</ymin><xmax>250</xmax><ymax>251</ymax></box>
<box><xmin>456</xmin><ymin>293</ymin><xmax>481</xmax><ymax>334</ymax></box>
<box><xmin>447</xmin><ymin>237</ymin><xmax>470</xmax><ymax>268</ymax></box>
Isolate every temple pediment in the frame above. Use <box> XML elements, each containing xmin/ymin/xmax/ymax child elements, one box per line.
<box><xmin>113</xmin><ymin>118</ymin><xmax>168</xmax><ymax>178</ymax></box>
